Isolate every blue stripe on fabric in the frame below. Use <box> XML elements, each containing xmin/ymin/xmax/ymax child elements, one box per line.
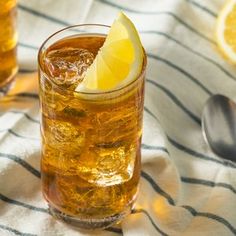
<box><xmin>144</xmin><ymin>106</ymin><xmax>159</xmax><ymax>122</ymax></box>
<box><xmin>19</xmin><ymin>113</ymin><xmax>39</xmax><ymax>124</ymax></box>
<box><xmin>95</xmin><ymin>0</ymin><xmax>215</xmax><ymax>44</ymax></box>
<box><xmin>0</xmin><ymin>129</ymin><xmax>39</xmax><ymax>141</ymax></box>
<box><xmin>19</xmin><ymin>68</ymin><xmax>37</xmax><ymax>73</ymax></box>
<box><xmin>147</xmin><ymin>54</ymin><xmax>213</xmax><ymax>96</ymax></box>
<box><xmin>0</xmin><ymin>193</ymin><xmax>48</xmax><ymax>214</ymax></box>
<box><xmin>182</xmin><ymin>205</ymin><xmax>236</xmax><ymax>235</ymax></box>
<box><xmin>141</xmin><ymin>31</ymin><xmax>236</xmax><ymax>81</ymax></box>
<box><xmin>7</xmin><ymin>92</ymin><xmax>39</xmax><ymax>99</ymax></box>
<box><xmin>18</xmin><ymin>4</ymin><xmax>71</xmax><ymax>27</ymax></box>
<box><xmin>0</xmin><ymin>152</ymin><xmax>41</xmax><ymax>178</ymax></box>
<box><xmin>0</xmin><ymin>224</ymin><xmax>36</xmax><ymax>236</ymax></box>
<box><xmin>132</xmin><ymin>208</ymin><xmax>169</xmax><ymax>236</ymax></box>
<box><xmin>146</xmin><ymin>79</ymin><xmax>201</xmax><ymax>125</ymax></box>
<box><xmin>167</xmin><ymin>136</ymin><xmax>236</xmax><ymax>169</ymax></box>
<box><xmin>5</xmin><ymin>111</ymin><xmax>40</xmax><ymax>124</ymax></box>
<box><xmin>18</xmin><ymin>42</ymin><xmax>38</xmax><ymax>50</ymax></box>
<box><xmin>9</xmin><ymin>129</ymin><xmax>39</xmax><ymax>140</ymax></box>
<box><xmin>106</xmin><ymin>227</ymin><xmax>123</xmax><ymax>234</ymax></box>
<box><xmin>142</xmin><ymin>143</ymin><xmax>169</xmax><ymax>153</ymax></box>
<box><xmin>181</xmin><ymin>177</ymin><xmax>236</xmax><ymax>195</ymax></box>
<box><xmin>141</xmin><ymin>171</ymin><xmax>175</xmax><ymax>205</ymax></box>
<box><xmin>186</xmin><ymin>0</ymin><xmax>217</xmax><ymax>17</ymax></box>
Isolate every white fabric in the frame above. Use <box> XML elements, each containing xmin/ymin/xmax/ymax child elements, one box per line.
<box><xmin>1</xmin><ymin>0</ymin><xmax>236</xmax><ymax>235</ymax></box>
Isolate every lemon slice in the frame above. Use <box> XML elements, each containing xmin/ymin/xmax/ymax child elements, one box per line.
<box><xmin>216</xmin><ymin>0</ymin><xmax>236</xmax><ymax>63</ymax></box>
<box><xmin>76</xmin><ymin>12</ymin><xmax>144</xmax><ymax>92</ymax></box>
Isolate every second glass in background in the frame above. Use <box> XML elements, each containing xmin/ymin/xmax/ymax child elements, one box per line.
<box><xmin>0</xmin><ymin>0</ymin><xmax>18</xmax><ymax>95</ymax></box>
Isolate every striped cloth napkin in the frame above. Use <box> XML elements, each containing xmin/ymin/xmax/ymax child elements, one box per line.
<box><xmin>1</xmin><ymin>0</ymin><xmax>236</xmax><ymax>235</ymax></box>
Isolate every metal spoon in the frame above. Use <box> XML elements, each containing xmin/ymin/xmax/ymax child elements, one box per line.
<box><xmin>202</xmin><ymin>94</ymin><xmax>236</xmax><ymax>163</ymax></box>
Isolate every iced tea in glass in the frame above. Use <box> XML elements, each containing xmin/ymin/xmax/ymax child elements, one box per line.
<box><xmin>0</xmin><ymin>0</ymin><xmax>18</xmax><ymax>95</ymax></box>
<box><xmin>38</xmin><ymin>24</ymin><xmax>146</xmax><ymax>229</ymax></box>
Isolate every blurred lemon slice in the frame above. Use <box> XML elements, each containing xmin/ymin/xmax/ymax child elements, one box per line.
<box><xmin>216</xmin><ymin>0</ymin><xmax>236</xmax><ymax>63</ymax></box>
<box><xmin>76</xmin><ymin>12</ymin><xmax>144</xmax><ymax>92</ymax></box>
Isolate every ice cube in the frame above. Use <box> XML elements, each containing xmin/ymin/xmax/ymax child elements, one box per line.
<box><xmin>76</xmin><ymin>144</ymin><xmax>136</xmax><ymax>186</ymax></box>
<box><xmin>45</xmin><ymin>119</ymin><xmax>85</xmax><ymax>152</ymax></box>
<box><xmin>44</xmin><ymin>47</ymin><xmax>94</xmax><ymax>89</ymax></box>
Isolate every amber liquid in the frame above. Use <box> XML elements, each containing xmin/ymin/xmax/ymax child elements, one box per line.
<box><xmin>0</xmin><ymin>0</ymin><xmax>18</xmax><ymax>90</ymax></box>
<box><xmin>39</xmin><ymin>35</ymin><xmax>145</xmax><ymax>227</ymax></box>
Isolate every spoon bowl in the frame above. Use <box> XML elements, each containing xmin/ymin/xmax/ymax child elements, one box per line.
<box><xmin>202</xmin><ymin>94</ymin><xmax>236</xmax><ymax>163</ymax></box>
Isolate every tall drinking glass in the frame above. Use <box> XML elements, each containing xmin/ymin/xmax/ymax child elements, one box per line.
<box><xmin>38</xmin><ymin>24</ymin><xmax>146</xmax><ymax>229</ymax></box>
<box><xmin>0</xmin><ymin>0</ymin><xmax>18</xmax><ymax>95</ymax></box>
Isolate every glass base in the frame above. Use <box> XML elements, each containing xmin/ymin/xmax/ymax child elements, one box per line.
<box><xmin>0</xmin><ymin>76</ymin><xmax>16</xmax><ymax>97</ymax></box>
<box><xmin>49</xmin><ymin>204</ymin><xmax>132</xmax><ymax>230</ymax></box>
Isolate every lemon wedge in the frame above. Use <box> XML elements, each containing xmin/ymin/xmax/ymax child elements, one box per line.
<box><xmin>75</xmin><ymin>12</ymin><xmax>144</xmax><ymax>92</ymax></box>
<box><xmin>216</xmin><ymin>0</ymin><xmax>236</xmax><ymax>63</ymax></box>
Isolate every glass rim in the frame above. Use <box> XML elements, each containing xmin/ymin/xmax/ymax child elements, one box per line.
<box><xmin>38</xmin><ymin>24</ymin><xmax>147</xmax><ymax>96</ymax></box>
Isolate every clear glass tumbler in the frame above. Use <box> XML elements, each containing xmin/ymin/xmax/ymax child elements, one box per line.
<box><xmin>38</xmin><ymin>24</ymin><xmax>146</xmax><ymax>229</ymax></box>
<box><xmin>0</xmin><ymin>0</ymin><xmax>18</xmax><ymax>95</ymax></box>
